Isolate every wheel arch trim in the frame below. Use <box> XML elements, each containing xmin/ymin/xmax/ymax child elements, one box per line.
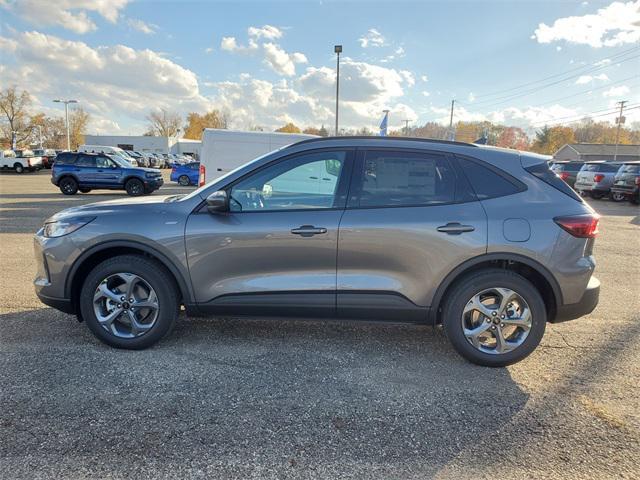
<box><xmin>428</xmin><ymin>252</ymin><xmax>563</xmax><ymax>324</ymax></box>
<box><xmin>65</xmin><ymin>240</ymin><xmax>193</xmax><ymax>304</ymax></box>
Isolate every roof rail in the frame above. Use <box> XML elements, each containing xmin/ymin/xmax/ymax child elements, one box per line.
<box><xmin>292</xmin><ymin>135</ymin><xmax>478</xmax><ymax>148</ymax></box>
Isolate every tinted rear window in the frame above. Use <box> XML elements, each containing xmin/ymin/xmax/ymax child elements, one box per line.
<box><xmin>457</xmin><ymin>157</ymin><xmax>525</xmax><ymax>200</ymax></box>
<box><xmin>55</xmin><ymin>153</ymin><xmax>76</xmax><ymax>165</ymax></box>
<box><xmin>525</xmin><ymin>162</ymin><xmax>583</xmax><ymax>202</ymax></box>
<box><xmin>619</xmin><ymin>164</ymin><xmax>640</xmax><ymax>174</ymax></box>
<box><xmin>582</xmin><ymin>163</ymin><xmax>620</xmax><ymax>173</ymax></box>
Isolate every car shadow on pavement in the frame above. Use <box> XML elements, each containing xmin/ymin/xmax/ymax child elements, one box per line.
<box><xmin>0</xmin><ymin>308</ymin><xmax>529</xmax><ymax>478</ymax></box>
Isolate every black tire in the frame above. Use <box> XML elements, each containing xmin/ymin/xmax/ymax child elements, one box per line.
<box><xmin>125</xmin><ymin>178</ymin><xmax>144</xmax><ymax>196</ymax></box>
<box><xmin>79</xmin><ymin>255</ymin><xmax>179</xmax><ymax>349</ymax></box>
<box><xmin>14</xmin><ymin>162</ymin><xmax>24</xmax><ymax>174</ymax></box>
<box><xmin>59</xmin><ymin>177</ymin><xmax>78</xmax><ymax>195</ymax></box>
<box><xmin>442</xmin><ymin>269</ymin><xmax>547</xmax><ymax>367</ymax></box>
<box><xmin>79</xmin><ymin>188</ymin><xmax>92</xmax><ymax>193</ymax></box>
<box><xmin>611</xmin><ymin>192</ymin><xmax>625</xmax><ymax>202</ymax></box>
<box><xmin>178</xmin><ymin>175</ymin><xmax>191</xmax><ymax>186</ymax></box>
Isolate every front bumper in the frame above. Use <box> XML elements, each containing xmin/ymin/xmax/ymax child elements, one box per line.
<box><xmin>36</xmin><ymin>292</ymin><xmax>75</xmax><ymax>314</ymax></box>
<box><xmin>144</xmin><ymin>177</ymin><xmax>164</xmax><ymax>189</ymax></box>
<box><xmin>552</xmin><ymin>276</ymin><xmax>600</xmax><ymax>323</ymax></box>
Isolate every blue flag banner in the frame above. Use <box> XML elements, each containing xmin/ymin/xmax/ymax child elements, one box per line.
<box><xmin>379</xmin><ymin>111</ymin><xmax>389</xmax><ymax>136</ymax></box>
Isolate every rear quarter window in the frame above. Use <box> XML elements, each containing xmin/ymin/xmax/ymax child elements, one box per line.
<box><xmin>456</xmin><ymin>157</ymin><xmax>526</xmax><ymax>200</ymax></box>
<box><xmin>525</xmin><ymin>162</ymin><xmax>583</xmax><ymax>202</ymax></box>
<box><xmin>54</xmin><ymin>153</ymin><xmax>76</xmax><ymax>165</ymax></box>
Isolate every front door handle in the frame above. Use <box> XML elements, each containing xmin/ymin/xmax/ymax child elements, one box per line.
<box><xmin>437</xmin><ymin>222</ymin><xmax>475</xmax><ymax>235</ymax></box>
<box><xmin>291</xmin><ymin>225</ymin><xmax>327</xmax><ymax>237</ymax></box>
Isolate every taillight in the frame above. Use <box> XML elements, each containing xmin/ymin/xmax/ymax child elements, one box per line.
<box><xmin>559</xmin><ymin>172</ymin><xmax>570</xmax><ymax>180</ymax></box>
<box><xmin>593</xmin><ymin>174</ymin><xmax>604</xmax><ymax>182</ymax></box>
<box><xmin>171</xmin><ymin>167</ymin><xmax>176</xmax><ymax>173</ymax></box>
<box><xmin>554</xmin><ymin>214</ymin><xmax>600</xmax><ymax>238</ymax></box>
<box><xmin>199</xmin><ymin>165</ymin><xmax>206</xmax><ymax>186</ymax></box>
<box><xmin>635</xmin><ymin>177</ymin><xmax>640</xmax><ymax>186</ymax></box>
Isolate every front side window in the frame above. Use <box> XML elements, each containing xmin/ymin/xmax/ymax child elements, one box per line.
<box><xmin>355</xmin><ymin>150</ymin><xmax>456</xmax><ymax>207</ymax></box>
<box><xmin>229</xmin><ymin>151</ymin><xmax>346</xmax><ymax>212</ymax></box>
<box><xmin>96</xmin><ymin>156</ymin><xmax>114</xmax><ymax>168</ymax></box>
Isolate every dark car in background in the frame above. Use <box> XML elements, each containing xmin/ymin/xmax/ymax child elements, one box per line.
<box><xmin>170</xmin><ymin>161</ymin><xmax>200</xmax><ymax>186</ymax></box>
<box><xmin>51</xmin><ymin>151</ymin><xmax>163</xmax><ymax>196</ymax></box>
<box><xmin>574</xmin><ymin>162</ymin><xmax>623</xmax><ymax>199</ymax></box>
<box><xmin>551</xmin><ymin>161</ymin><xmax>584</xmax><ymax>189</ymax></box>
<box><xmin>610</xmin><ymin>162</ymin><xmax>640</xmax><ymax>204</ymax></box>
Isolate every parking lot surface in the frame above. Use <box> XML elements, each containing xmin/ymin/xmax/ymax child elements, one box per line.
<box><xmin>1</xmin><ymin>170</ymin><xmax>639</xmax><ymax>479</ymax></box>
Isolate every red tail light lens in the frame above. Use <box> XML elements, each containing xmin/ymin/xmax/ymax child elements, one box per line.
<box><xmin>199</xmin><ymin>165</ymin><xmax>206</xmax><ymax>186</ymax></box>
<box><xmin>171</xmin><ymin>167</ymin><xmax>176</xmax><ymax>173</ymax></box>
<box><xmin>635</xmin><ymin>176</ymin><xmax>640</xmax><ymax>186</ymax></box>
<box><xmin>554</xmin><ymin>214</ymin><xmax>600</xmax><ymax>238</ymax></box>
<box><xmin>559</xmin><ymin>172</ymin><xmax>570</xmax><ymax>180</ymax></box>
<box><xmin>593</xmin><ymin>174</ymin><xmax>604</xmax><ymax>182</ymax></box>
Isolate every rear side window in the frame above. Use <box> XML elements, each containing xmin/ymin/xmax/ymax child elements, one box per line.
<box><xmin>76</xmin><ymin>155</ymin><xmax>97</xmax><ymax>167</ymax></box>
<box><xmin>457</xmin><ymin>157</ymin><xmax>525</xmax><ymax>200</ymax></box>
<box><xmin>55</xmin><ymin>153</ymin><xmax>76</xmax><ymax>165</ymax></box>
<box><xmin>525</xmin><ymin>162</ymin><xmax>583</xmax><ymax>202</ymax></box>
<box><xmin>354</xmin><ymin>150</ymin><xmax>456</xmax><ymax>207</ymax></box>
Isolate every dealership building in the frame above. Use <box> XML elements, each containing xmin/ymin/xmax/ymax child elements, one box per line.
<box><xmin>553</xmin><ymin>143</ymin><xmax>640</xmax><ymax>162</ymax></box>
<box><xmin>83</xmin><ymin>135</ymin><xmax>202</xmax><ymax>159</ymax></box>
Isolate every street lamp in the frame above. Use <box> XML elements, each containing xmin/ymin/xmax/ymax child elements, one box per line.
<box><xmin>53</xmin><ymin>99</ymin><xmax>78</xmax><ymax>150</ymax></box>
<box><xmin>334</xmin><ymin>45</ymin><xmax>342</xmax><ymax>136</ymax></box>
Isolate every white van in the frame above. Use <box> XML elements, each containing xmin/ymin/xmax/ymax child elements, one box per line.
<box><xmin>78</xmin><ymin>145</ymin><xmax>136</xmax><ymax>165</ymax></box>
<box><xmin>200</xmin><ymin>129</ymin><xmax>317</xmax><ymax>183</ymax></box>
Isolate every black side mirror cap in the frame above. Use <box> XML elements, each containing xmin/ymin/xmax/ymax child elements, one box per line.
<box><xmin>206</xmin><ymin>190</ymin><xmax>229</xmax><ymax>213</ymax></box>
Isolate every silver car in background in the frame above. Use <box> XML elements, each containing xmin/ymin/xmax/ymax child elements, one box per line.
<box><xmin>574</xmin><ymin>161</ymin><xmax>624</xmax><ymax>200</ymax></box>
<box><xmin>34</xmin><ymin>137</ymin><xmax>600</xmax><ymax>367</ymax></box>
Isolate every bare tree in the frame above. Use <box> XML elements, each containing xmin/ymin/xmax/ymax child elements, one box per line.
<box><xmin>0</xmin><ymin>86</ymin><xmax>32</xmax><ymax>146</ymax></box>
<box><xmin>145</xmin><ymin>108</ymin><xmax>182</xmax><ymax>137</ymax></box>
<box><xmin>68</xmin><ymin>107</ymin><xmax>91</xmax><ymax>150</ymax></box>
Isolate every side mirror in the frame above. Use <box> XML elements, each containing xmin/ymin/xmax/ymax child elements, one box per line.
<box><xmin>206</xmin><ymin>190</ymin><xmax>229</xmax><ymax>213</ymax></box>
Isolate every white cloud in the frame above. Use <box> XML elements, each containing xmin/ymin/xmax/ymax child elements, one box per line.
<box><xmin>594</xmin><ymin>58</ymin><xmax>612</xmax><ymax>67</ymax></box>
<box><xmin>420</xmin><ymin>75</ymin><xmax>428</xmax><ymax>82</ymax></box>
<box><xmin>127</xmin><ymin>18</ymin><xmax>157</xmax><ymax>35</ymax></box>
<box><xmin>575</xmin><ymin>73</ymin><xmax>609</xmax><ymax>84</ymax></box>
<box><xmin>0</xmin><ymin>31</ymin><xmax>211</xmax><ymax>134</ymax></box>
<box><xmin>0</xmin><ymin>0</ymin><xmax>129</xmax><ymax>34</ymax></box>
<box><xmin>532</xmin><ymin>1</ymin><xmax>640</xmax><ymax>47</ymax></box>
<box><xmin>422</xmin><ymin>91</ymin><xmax>431</xmax><ymax>97</ymax></box>
<box><xmin>262</xmin><ymin>42</ymin><xmax>307</xmax><ymax>76</ymax></box>
<box><xmin>220</xmin><ymin>36</ymin><xmax>259</xmax><ymax>54</ymax></box>
<box><xmin>399</xmin><ymin>70</ymin><xmax>415</xmax><ymax>87</ymax></box>
<box><xmin>468</xmin><ymin>92</ymin><xmax>476</xmax><ymax>102</ymax></box>
<box><xmin>359</xmin><ymin>28</ymin><xmax>386</xmax><ymax>48</ymax></box>
<box><xmin>247</xmin><ymin>25</ymin><xmax>283</xmax><ymax>40</ymax></box>
<box><xmin>602</xmin><ymin>85</ymin><xmax>630</xmax><ymax>97</ymax></box>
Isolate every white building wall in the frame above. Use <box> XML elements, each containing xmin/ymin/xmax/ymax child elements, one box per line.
<box><xmin>84</xmin><ymin>135</ymin><xmax>171</xmax><ymax>154</ymax></box>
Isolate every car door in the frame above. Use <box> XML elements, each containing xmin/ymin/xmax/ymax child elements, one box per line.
<box><xmin>336</xmin><ymin>148</ymin><xmax>487</xmax><ymax>319</ymax></box>
<box><xmin>94</xmin><ymin>155</ymin><xmax>122</xmax><ymax>186</ymax></box>
<box><xmin>74</xmin><ymin>154</ymin><xmax>98</xmax><ymax>184</ymax></box>
<box><xmin>185</xmin><ymin>149</ymin><xmax>354</xmax><ymax>315</ymax></box>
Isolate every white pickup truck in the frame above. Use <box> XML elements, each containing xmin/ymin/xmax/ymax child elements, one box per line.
<box><xmin>0</xmin><ymin>149</ymin><xmax>44</xmax><ymax>173</ymax></box>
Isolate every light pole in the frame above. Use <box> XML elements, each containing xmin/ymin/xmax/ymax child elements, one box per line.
<box><xmin>53</xmin><ymin>99</ymin><xmax>78</xmax><ymax>150</ymax></box>
<box><xmin>334</xmin><ymin>45</ymin><xmax>342</xmax><ymax>136</ymax></box>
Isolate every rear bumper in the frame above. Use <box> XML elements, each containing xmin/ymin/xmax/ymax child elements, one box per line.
<box><xmin>552</xmin><ymin>276</ymin><xmax>600</xmax><ymax>323</ymax></box>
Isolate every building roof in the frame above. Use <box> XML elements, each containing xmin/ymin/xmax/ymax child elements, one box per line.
<box><xmin>565</xmin><ymin>143</ymin><xmax>640</xmax><ymax>156</ymax></box>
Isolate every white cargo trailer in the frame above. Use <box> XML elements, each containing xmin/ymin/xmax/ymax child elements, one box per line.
<box><xmin>199</xmin><ymin>129</ymin><xmax>317</xmax><ymax>184</ymax></box>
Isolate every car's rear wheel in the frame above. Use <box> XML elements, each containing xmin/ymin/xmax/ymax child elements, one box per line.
<box><xmin>125</xmin><ymin>178</ymin><xmax>144</xmax><ymax>196</ymax></box>
<box><xmin>14</xmin><ymin>163</ymin><xmax>24</xmax><ymax>174</ymax></box>
<box><xmin>611</xmin><ymin>192</ymin><xmax>625</xmax><ymax>202</ymax></box>
<box><xmin>59</xmin><ymin>177</ymin><xmax>78</xmax><ymax>195</ymax></box>
<box><xmin>80</xmin><ymin>255</ymin><xmax>179</xmax><ymax>349</ymax></box>
<box><xmin>178</xmin><ymin>175</ymin><xmax>190</xmax><ymax>186</ymax></box>
<box><xmin>442</xmin><ymin>269</ymin><xmax>546</xmax><ymax>367</ymax></box>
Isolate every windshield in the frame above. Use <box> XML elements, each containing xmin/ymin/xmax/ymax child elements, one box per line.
<box><xmin>179</xmin><ymin>147</ymin><xmax>286</xmax><ymax>202</ymax></box>
<box><xmin>3</xmin><ymin>150</ymin><xmax>16</xmax><ymax>158</ymax></box>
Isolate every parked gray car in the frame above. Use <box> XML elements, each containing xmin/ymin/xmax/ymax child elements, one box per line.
<box><xmin>34</xmin><ymin>137</ymin><xmax>600</xmax><ymax>366</ymax></box>
<box><xmin>574</xmin><ymin>161</ymin><xmax>623</xmax><ymax>200</ymax></box>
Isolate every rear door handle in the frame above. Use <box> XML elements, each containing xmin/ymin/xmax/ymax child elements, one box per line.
<box><xmin>291</xmin><ymin>225</ymin><xmax>327</xmax><ymax>237</ymax></box>
<box><xmin>437</xmin><ymin>222</ymin><xmax>475</xmax><ymax>235</ymax></box>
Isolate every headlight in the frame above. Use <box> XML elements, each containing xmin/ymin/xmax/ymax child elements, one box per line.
<box><xmin>43</xmin><ymin>216</ymin><xmax>95</xmax><ymax>238</ymax></box>
<box><xmin>145</xmin><ymin>172</ymin><xmax>158</xmax><ymax>178</ymax></box>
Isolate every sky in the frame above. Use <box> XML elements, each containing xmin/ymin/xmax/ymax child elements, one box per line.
<box><xmin>0</xmin><ymin>0</ymin><xmax>639</xmax><ymax>136</ymax></box>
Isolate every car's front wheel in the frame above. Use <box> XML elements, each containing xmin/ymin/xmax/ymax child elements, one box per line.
<box><xmin>125</xmin><ymin>178</ymin><xmax>144</xmax><ymax>196</ymax></box>
<box><xmin>80</xmin><ymin>255</ymin><xmax>179</xmax><ymax>349</ymax></box>
<box><xmin>178</xmin><ymin>175</ymin><xmax>190</xmax><ymax>186</ymax></box>
<box><xmin>611</xmin><ymin>192</ymin><xmax>625</xmax><ymax>202</ymax></box>
<box><xmin>442</xmin><ymin>269</ymin><xmax>546</xmax><ymax>367</ymax></box>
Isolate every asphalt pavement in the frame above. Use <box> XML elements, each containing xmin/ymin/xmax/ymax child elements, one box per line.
<box><xmin>1</xmin><ymin>169</ymin><xmax>639</xmax><ymax>479</ymax></box>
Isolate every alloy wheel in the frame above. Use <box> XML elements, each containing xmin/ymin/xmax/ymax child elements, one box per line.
<box><xmin>93</xmin><ymin>273</ymin><xmax>159</xmax><ymax>338</ymax></box>
<box><xmin>461</xmin><ymin>287</ymin><xmax>532</xmax><ymax>355</ymax></box>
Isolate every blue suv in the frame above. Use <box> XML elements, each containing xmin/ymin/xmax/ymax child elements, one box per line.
<box><xmin>52</xmin><ymin>152</ymin><xmax>164</xmax><ymax>196</ymax></box>
<box><xmin>170</xmin><ymin>161</ymin><xmax>200</xmax><ymax>186</ymax></box>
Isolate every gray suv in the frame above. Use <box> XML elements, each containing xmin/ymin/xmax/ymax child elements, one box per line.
<box><xmin>34</xmin><ymin>138</ymin><xmax>600</xmax><ymax>367</ymax></box>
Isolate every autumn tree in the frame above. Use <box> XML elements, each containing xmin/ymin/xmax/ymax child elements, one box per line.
<box><xmin>302</xmin><ymin>126</ymin><xmax>321</xmax><ymax>136</ymax></box>
<box><xmin>29</xmin><ymin>113</ymin><xmax>66</xmax><ymax>149</ymax></box>
<box><xmin>183</xmin><ymin>110</ymin><xmax>229</xmax><ymax>140</ymax></box>
<box><xmin>496</xmin><ymin>126</ymin><xmax>530</xmax><ymax>150</ymax></box>
<box><xmin>531</xmin><ymin>125</ymin><xmax>576</xmax><ymax>155</ymax></box>
<box><xmin>68</xmin><ymin>107</ymin><xmax>90</xmax><ymax>149</ymax></box>
<box><xmin>0</xmin><ymin>86</ymin><xmax>32</xmax><ymax>147</ymax></box>
<box><xmin>275</xmin><ymin>122</ymin><xmax>301</xmax><ymax>133</ymax></box>
<box><xmin>145</xmin><ymin>108</ymin><xmax>181</xmax><ymax>137</ymax></box>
